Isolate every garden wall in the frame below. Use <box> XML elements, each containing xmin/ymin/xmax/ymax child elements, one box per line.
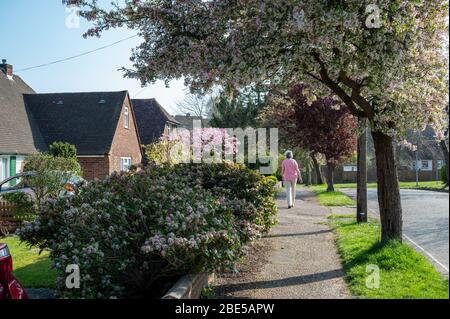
<box><xmin>162</xmin><ymin>273</ymin><xmax>215</xmax><ymax>299</ymax></box>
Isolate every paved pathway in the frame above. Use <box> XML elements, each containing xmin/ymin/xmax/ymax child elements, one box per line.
<box><xmin>26</xmin><ymin>288</ymin><xmax>55</xmax><ymax>299</ymax></box>
<box><xmin>340</xmin><ymin>188</ymin><xmax>449</xmax><ymax>275</ymax></box>
<box><xmin>213</xmin><ymin>189</ymin><xmax>351</xmax><ymax>299</ymax></box>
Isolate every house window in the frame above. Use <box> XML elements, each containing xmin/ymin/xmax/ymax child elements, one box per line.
<box><xmin>124</xmin><ymin>107</ymin><xmax>129</xmax><ymax>129</ymax></box>
<box><xmin>0</xmin><ymin>157</ymin><xmax>8</xmax><ymax>181</ymax></box>
<box><xmin>343</xmin><ymin>165</ymin><xmax>357</xmax><ymax>172</ymax></box>
<box><xmin>166</xmin><ymin>124</ymin><xmax>173</xmax><ymax>136</ymax></box>
<box><xmin>421</xmin><ymin>160</ymin><xmax>432</xmax><ymax>171</ymax></box>
<box><xmin>120</xmin><ymin>157</ymin><xmax>132</xmax><ymax>172</ymax></box>
<box><xmin>437</xmin><ymin>160</ymin><xmax>444</xmax><ymax>170</ymax></box>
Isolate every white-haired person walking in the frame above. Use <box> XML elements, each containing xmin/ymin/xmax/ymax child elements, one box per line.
<box><xmin>281</xmin><ymin>150</ymin><xmax>302</xmax><ymax>208</ymax></box>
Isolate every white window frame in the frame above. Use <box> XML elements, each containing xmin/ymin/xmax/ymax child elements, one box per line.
<box><xmin>120</xmin><ymin>157</ymin><xmax>132</xmax><ymax>172</ymax></box>
<box><xmin>124</xmin><ymin>106</ymin><xmax>129</xmax><ymax>129</ymax></box>
<box><xmin>420</xmin><ymin>160</ymin><xmax>432</xmax><ymax>171</ymax></box>
<box><xmin>437</xmin><ymin>160</ymin><xmax>444</xmax><ymax>170</ymax></box>
<box><xmin>0</xmin><ymin>156</ymin><xmax>9</xmax><ymax>181</ymax></box>
<box><xmin>343</xmin><ymin>165</ymin><xmax>357</xmax><ymax>172</ymax></box>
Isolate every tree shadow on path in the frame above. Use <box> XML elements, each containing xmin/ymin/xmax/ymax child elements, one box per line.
<box><xmin>264</xmin><ymin>229</ymin><xmax>332</xmax><ymax>238</ymax></box>
<box><xmin>215</xmin><ymin>269</ymin><xmax>345</xmax><ymax>295</ymax></box>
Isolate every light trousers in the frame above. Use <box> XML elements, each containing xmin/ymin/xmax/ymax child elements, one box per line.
<box><xmin>284</xmin><ymin>179</ymin><xmax>297</xmax><ymax>207</ymax></box>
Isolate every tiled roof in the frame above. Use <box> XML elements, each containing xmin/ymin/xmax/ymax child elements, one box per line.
<box><xmin>0</xmin><ymin>72</ymin><xmax>47</xmax><ymax>154</ymax></box>
<box><xmin>132</xmin><ymin>98</ymin><xmax>180</xmax><ymax>145</ymax></box>
<box><xmin>24</xmin><ymin>91</ymin><xmax>128</xmax><ymax>155</ymax></box>
<box><xmin>174</xmin><ymin>115</ymin><xmax>210</xmax><ymax>130</ymax></box>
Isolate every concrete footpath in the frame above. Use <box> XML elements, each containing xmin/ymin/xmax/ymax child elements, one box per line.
<box><xmin>213</xmin><ymin>188</ymin><xmax>351</xmax><ymax>299</ymax></box>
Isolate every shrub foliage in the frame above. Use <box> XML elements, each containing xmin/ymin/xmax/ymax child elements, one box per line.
<box><xmin>49</xmin><ymin>141</ymin><xmax>78</xmax><ymax>159</ymax></box>
<box><xmin>17</xmin><ymin>163</ymin><xmax>277</xmax><ymax>298</ymax></box>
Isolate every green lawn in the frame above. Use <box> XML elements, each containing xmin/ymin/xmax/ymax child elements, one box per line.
<box><xmin>1</xmin><ymin>236</ymin><xmax>56</xmax><ymax>288</ymax></box>
<box><xmin>328</xmin><ymin>215</ymin><xmax>449</xmax><ymax>299</ymax></box>
<box><xmin>308</xmin><ymin>185</ymin><xmax>356</xmax><ymax>207</ymax></box>
<box><xmin>333</xmin><ymin>181</ymin><xmax>448</xmax><ymax>192</ymax></box>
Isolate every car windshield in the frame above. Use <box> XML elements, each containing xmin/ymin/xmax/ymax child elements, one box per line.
<box><xmin>0</xmin><ymin>171</ymin><xmax>83</xmax><ymax>192</ymax></box>
<box><xmin>0</xmin><ymin>175</ymin><xmax>29</xmax><ymax>191</ymax></box>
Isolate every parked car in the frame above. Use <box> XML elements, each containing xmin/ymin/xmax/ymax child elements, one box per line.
<box><xmin>0</xmin><ymin>172</ymin><xmax>86</xmax><ymax>198</ymax></box>
<box><xmin>0</xmin><ymin>243</ymin><xmax>28</xmax><ymax>299</ymax></box>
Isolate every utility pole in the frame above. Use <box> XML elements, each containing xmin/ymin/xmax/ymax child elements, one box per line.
<box><xmin>415</xmin><ymin>134</ymin><xmax>420</xmax><ymax>187</ymax></box>
<box><xmin>357</xmin><ymin>118</ymin><xmax>368</xmax><ymax>223</ymax></box>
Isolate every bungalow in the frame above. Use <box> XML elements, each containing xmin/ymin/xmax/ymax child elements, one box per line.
<box><xmin>132</xmin><ymin>98</ymin><xmax>181</xmax><ymax>146</ymax></box>
<box><xmin>0</xmin><ymin>60</ymin><xmax>47</xmax><ymax>181</ymax></box>
<box><xmin>333</xmin><ymin>136</ymin><xmax>446</xmax><ymax>184</ymax></box>
<box><xmin>24</xmin><ymin>91</ymin><xmax>143</xmax><ymax>180</ymax></box>
<box><xmin>0</xmin><ymin>60</ymin><xmax>142</xmax><ymax>181</ymax></box>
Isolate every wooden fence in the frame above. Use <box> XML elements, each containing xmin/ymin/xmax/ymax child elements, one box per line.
<box><xmin>0</xmin><ymin>199</ymin><xmax>19</xmax><ymax>236</ymax></box>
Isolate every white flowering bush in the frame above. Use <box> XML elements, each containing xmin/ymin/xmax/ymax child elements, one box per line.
<box><xmin>165</xmin><ymin>162</ymin><xmax>278</xmax><ymax>235</ymax></box>
<box><xmin>17</xmin><ymin>163</ymin><xmax>277</xmax><ymax>298</ymax></box>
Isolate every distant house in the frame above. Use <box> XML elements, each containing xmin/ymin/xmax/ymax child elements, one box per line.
<box><xmin>333</xmin><ymin>135</ymin><xmax>445</xmax><ymax>184</ymax></box>
<box><xmin>174</xmin><ymin>113</ymin><xmax>210</xmax><ymax>131</ymax></box>
<box><xmin>397</xmin><ymin>140</ymin><xmax>444</xmax><ymax>170</ymax></box>
<box><xmin>0</xmin><ymin>60</ymin><xmax>142</xmax><ymax>181</ymax></box>
<box><xmin>0</xmin><ymin>60</ymin><xmax>47</xmax><ymax>181</ymax></box>
<box><xmin>132</xmin><ymin>98</ymin><xmax>181</xmax><ymax>146</ymax></box>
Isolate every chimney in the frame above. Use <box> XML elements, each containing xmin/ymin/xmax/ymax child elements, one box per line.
<box><xmin>0</xmin><ymin>59</ymin><xmax>13</xmax><ymax>77</ymax></box>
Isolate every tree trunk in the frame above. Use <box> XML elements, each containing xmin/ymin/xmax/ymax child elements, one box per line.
<box><xmin>439</xmin><ymin>140</ymin><xmax>449</xmax><ymax>186</ymax></box>
<box><xmin>311</xmin><ymin>154</ymin><xmax>323</xmax><ymax>184</ymax></box>
<box><xmin>326</xmin><ymin>162</ymin><xmax>335</xmax><ymax>192</ymax></box>
<box><xmin>357</xmin><ymin>118</ymin><xmax>368</xmax><ymax>223</ymax></box>
<box><xmin>372</xmin><ymin>130</ymin><xmax>403</xmax><ymax>241</ymax></box>
<box><xmin>305</xmin><ymin>164</ymin><xmax>312</xmax><ymax>186</ymax></box>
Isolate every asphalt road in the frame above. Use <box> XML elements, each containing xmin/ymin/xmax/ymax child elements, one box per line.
<box><xmin>340</xmin><ymin>188</ymin><xmax>449</xmax><ymax>274</ymax></box>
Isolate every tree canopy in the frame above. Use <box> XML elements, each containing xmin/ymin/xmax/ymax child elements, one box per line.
<box><xmin>262</xmin><ymin>83</ymin><xmax>357</xmax><ymax>165</ymax></box>
<box><xmin>65</xmin><ymin>0</ymin><xmax>448</xmax><ymax>135</ymax></box>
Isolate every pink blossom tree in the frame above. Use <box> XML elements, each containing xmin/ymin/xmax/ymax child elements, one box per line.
<box><xmin>145</xmin><ymin>128</ymin><xmax>238</xmax><ymax>164</ymax></box>
<box><xmin>65</xmin><ymin>0</ymin><xmax>449</xmax><ymax>241</ymax></box>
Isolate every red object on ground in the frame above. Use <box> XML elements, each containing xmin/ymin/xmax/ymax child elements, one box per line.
<box><xmin>0</xmin><ymin>243</ymin><xmax>28</xmax><ymax>299</ymax></box>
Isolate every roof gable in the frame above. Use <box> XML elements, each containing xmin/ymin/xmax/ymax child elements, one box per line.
<box><xmin>24</xmin><ymin>91</ymin><xmax>128</xmax><ymax>155</ymax></box>
<box><xmin>132</xmin><ymin>98</ymin><xmax>180</xmax><ymax>145</ymax></box>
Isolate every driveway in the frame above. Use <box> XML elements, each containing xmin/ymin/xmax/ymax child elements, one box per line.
<box><xmin>340</xmin><ymin>188</ymin><xmax>449</xmax><ymax>275</ymax></box>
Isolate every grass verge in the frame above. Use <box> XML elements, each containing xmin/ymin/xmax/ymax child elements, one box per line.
<box><xmin>328</xmin><ymin>214</ymin><xmax>449</xmax><ymax>299</ymax></box>
<box><xmin>308</xmin><ymin>185</ymin><xmax>356</xmax><ymax>207</ymax></box>
<box><xmin>1</xmin><ymin>236</ymin><xmax>56</xmax><ymax>288</ymax></box>
<box><xmin>333</xmin><ymin>181</ymin><xmax>448</xmax><ymax>192</ymax></box>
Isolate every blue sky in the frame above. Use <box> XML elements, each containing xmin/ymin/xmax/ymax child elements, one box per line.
<box><xmin>1</xmin><ymin>1</ymin><xmax>187</xmax><ymax>114</ymax></box>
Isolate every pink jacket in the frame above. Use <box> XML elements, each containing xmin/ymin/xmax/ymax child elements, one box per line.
<box><xmin>282</xmin><ymin>159</ymin><xmax>300</xmax><ymax>181</ymax></box>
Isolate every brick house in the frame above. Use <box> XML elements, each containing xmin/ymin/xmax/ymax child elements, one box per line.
<box><xmin>1</xmin><ymin>59</ymin><xmax>142</xmax><ymax>181</ymax></box>
<box><xmin>132</xmin><ymin>98</ymin><xmax>180</xmax><ymax>146</ymax></box>
<box><xmin>24</xmin><ymin>91</ymin><xmax>142</xmax><ymax>180</ymax></box>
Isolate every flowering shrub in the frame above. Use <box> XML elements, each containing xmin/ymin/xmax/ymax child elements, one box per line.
<box><xmin>17</xmin><ymin>163</ymin><xmax>277</xmax><ymax>298</ymax></box>
<box><xmin>144</xmin><ymin>128</ymin><xmax>239</xmax><ymax>165</ymax></box>
<box><xmin>165</xmin><ymin>163</ymin><xmax>278</xmax><ymax>234</ymax></box>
